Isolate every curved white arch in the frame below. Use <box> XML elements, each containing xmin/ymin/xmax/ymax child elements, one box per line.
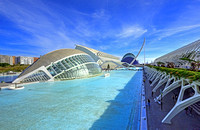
<box><xmin>130</xmin><ymin>38</ymin><xmax>146</xmax><ymax>65</ymax></box>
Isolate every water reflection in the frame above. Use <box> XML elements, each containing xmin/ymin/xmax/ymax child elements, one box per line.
<box><xmin>0</xmin><ymin>75</ymin><xmax>18</xmax><ymax>83</ymax></box>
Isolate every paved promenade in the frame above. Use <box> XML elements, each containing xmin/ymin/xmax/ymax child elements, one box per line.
<box><xmin>144</xmin><ymin>72</ymin><xmax>200</xmax><ymax>129</ymax></box>
<box><xmin>0</xmin><ymin>83</ymin><xmax>14</xmax><ymax>88</ymax></box>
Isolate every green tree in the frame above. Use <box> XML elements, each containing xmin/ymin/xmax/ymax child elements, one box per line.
<box><xmin>0</xmin><ymin>63</ymin><xmax>10</xmax><ymax>67</ymax></box>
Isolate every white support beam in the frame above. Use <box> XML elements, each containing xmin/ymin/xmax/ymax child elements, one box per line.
<box><xmin>147</xmin><ymin>71</ymin><xmax>154</xmax><ymax>80</ymax></box>
<box><xmin>162</xmin><ymin>83</ymin><xmax>200</xmax><ymax>124</ymax></box>
<box><xmin>150</xmin><ymin>71</ymin><xmax>159</xmax><ymax>81</ymax></box>
<box><xmin>155</xmin><ymin>79</ymin><xmax>182</xmax><ymax>101</ymax></box>
<box><xmin>13</xmin><ymin>66</ymin><xmax>54</xmax><ymax>83</ymax></box>
<box><xmin>145</xmin><ymin>66</ymin><xmax>200</xmax><ymax>124</ymax></box>
<box><xmin>152</xmin><ymin>75</ymin><xmax>170</xmax><ymax>93</ymax></box>
<box><xmin>150</xmin><ymin>73</ymin><xmax>165</xmax><ymax>87</ymax></box>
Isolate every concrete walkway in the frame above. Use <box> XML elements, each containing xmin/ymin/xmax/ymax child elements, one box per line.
<box><xmin>144</xmin><ymin>72</ymin><xmax>200</xmax><ymax>129</ymax></box>
<box><xmin>0</xmin><ymin>83</ymin><xmax>14</xmax><ymax>88</ymax></box>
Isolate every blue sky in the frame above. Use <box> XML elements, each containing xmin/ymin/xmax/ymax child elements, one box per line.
<box><xmin>0</xmin><ymin>0</ymin><xmax>200</xmax><ymax>63</ymax></box>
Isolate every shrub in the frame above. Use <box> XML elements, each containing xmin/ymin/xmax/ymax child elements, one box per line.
<box><xmin>0</xmin><ymin>63</ymin><xmax>10</xmax><ymax>67</ymax></box>
<box><xmin>147</xmin><ymin>65</ymin><xmax>200</xmax><ymax>81</ymax></box>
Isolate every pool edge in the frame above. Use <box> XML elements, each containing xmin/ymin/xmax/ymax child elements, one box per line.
<box><xmin>140</xmin><ymin>72</ymin><xmax>148</xmax><ymax>130</ymax></box>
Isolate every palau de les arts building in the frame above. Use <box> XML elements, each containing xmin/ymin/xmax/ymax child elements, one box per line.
<box><xmin>121</xmin><ymin>53</ymin><xmax>139</xmax><ymax>66</ymax></box>
<box><xmin>13</xmin><ymin>45</ymin><xmax>129</xmax><ymax>83</ymax></box>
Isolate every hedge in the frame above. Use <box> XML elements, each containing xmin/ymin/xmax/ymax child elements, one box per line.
<box><xmin>147</xmin><ymin>65</ymin><xmax>200</xmax><ymax>82</ymax></box>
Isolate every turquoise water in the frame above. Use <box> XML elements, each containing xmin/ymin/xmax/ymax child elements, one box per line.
<box><xmin>0</xmin><ymin>70</ymin><xmax>142</xmax><ymax>130</ymax></box>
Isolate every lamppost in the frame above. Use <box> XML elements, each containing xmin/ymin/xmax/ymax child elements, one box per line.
<box><xmin>144</xmin><ymin>39</ymin><xmax>145</xmax><ymax>66</ymax></box>
<box><xmin>160</xmin><ymin>89</ymin><xmax>163</xmax><ymax>110</ymax></box>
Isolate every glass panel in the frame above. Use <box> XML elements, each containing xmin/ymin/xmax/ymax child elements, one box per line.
<box><xmin>21</xmin><ymin>70</ymin><xmax>51</xmax><ymax>83</ymax></box>
<box><xmin>45</xmin><ymin>55</ymin><xmax>101</xmax><ymax>81</ymax></box>
<box><xmin>65</xmin><ymin>58</ymin><xmax>73</xmax><ymax>67</ymax></box>
<box><xmin>53</xmin><ymin>64</ymin><xmax>62</xmax><ymax>74</ymax></box>
<box><xmin>61</xmin><ymin>60</ymin><xmax>70</xmax><ymax>69</ymax></box>
<box><xmin>56</xmin><ymin>62</ymin><xmax>65</xmax><ymax>70</ymax></box>
<box><xmin>47</xmin><ymin>66</ymin><xmax>57</xmax><ymax>76</ymax></box>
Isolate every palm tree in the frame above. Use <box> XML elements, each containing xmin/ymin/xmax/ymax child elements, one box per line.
<box><xmin>166</xmin><ymin>62</ymin><xmax>175</xmax><ymax>68</ymax></box>
<box><xmin>157</xmin><ymin>62</ymin><xmax>165</xmax><ymax>67</ymax></box>
<box><xmin>195</xmin><ymin>60</ymin><xmax>200</xmax><ymax>71</ymax></box>
<box><xmin>179</xmin><ymin>57</ymin><xmax>198</xmax><ymax>71</ymax></box>
<box><xmin>179</xmin><ymin>57</ymin><xmax>195</xmax><ymax>63</ymax></box>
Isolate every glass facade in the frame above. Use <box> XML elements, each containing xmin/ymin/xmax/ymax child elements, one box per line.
<box><xmin>21</xmin><ymin>70</ymin><xmax>51</xmax><ymax>83</ymax></box>
<box><xmin>52</xmin><ymin>54</ymin><xmax>102</xmax><ymax>80</ymax></box>
<box><xmin>54</xmin><ymin>63</ymin><xmax>101</xmax><ymax>80</ymax></box>
<box><xmin>20</xmin><ymin>54</ymin><xmax>102</xmax><ymax>83</ymax></box>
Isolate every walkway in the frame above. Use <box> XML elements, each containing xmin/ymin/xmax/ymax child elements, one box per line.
<box><xmin>0</xmin><ymin>83</ymin><xmax>13</xmax><ymax>88</ymax></box>
<box><xmin>144</xmin><ymin>72</ymin><xmax>200</xmax><ymax>129</ymax></box>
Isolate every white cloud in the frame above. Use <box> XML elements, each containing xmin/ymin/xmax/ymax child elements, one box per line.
<box><xmin>0</xmin><ymin>0</ymin><xmax>148</xmax><ymax>56</ymax></box>
<box><xmin>92</xmin><ymin>9</ymin><xmax>107</xmax><ymax>19</ymax></box>
<box><xmin>117</xmin><ymin>25</ymin><xmax>147</xmax><ymax>38</ymax></box>
<box><xmin>0</xmin><ymin>0</ymin><xmax>102</xmax><ymax>55</ymax></box>
<box><xmin>0</xmin><ymin>1</ymin><xmax>77</xmax><ymax>50</ymax></box>
<box><xmin>157</xmin><ymin>24</ymin><xmax>200</xmax><ymax>40</ymax></box>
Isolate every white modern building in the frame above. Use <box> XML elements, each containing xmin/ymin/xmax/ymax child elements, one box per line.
<box><xmin>13</xmin><ymin>49</ymin><xmax>102</xmax><ymax>83</ymax></box>
<box><xmin>149</xmin><ymin>39</ymin><xmax>200</xmax><ymax>124</ymax></box>
<box><xmin>13</xmin><ymin>44</ymin><xmax>128</xmax><ymax>83</ymax></box>
<box><xmin>0</xmin><ymin>55</ymin><xmax>13</xmax><ymax>65</ymax></box>
<box><xmin>154</xmin><ymin>39</ymin><xmax>200</xmax><ymax>67</ymax></box>
<box><xmin>15</xmin><ymin>56</ymin><xmax>34</xmax><ymax>65</ymax></box>
<box><xmin>75</xmin><ymin>45</ymin><xmax>124</xmax><ymax>69</ymax></box>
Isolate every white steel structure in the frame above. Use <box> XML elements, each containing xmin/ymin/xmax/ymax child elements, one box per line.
<box><xmin>154</xmin><ymin>40</ymin><xmax>200</xmax><ymax>66</ymax></box>
<box><xmin>144</xmin><ymin>66</ymin><xmax>200</xmax><ymax>124</ymax></box>
<box><xmin>130</xmin><ymin>38</ymin><xmax>145</xmax><ymax>65</ymax></box>
<box><xmin>13</xmin><ymin>49</ymin><xmax>102</xmax><ymax>83</ymax></box>
<box><xmin>75</xmin><ymin>45</ymin><xmax>124</xmax><ymax>69</ymax></box>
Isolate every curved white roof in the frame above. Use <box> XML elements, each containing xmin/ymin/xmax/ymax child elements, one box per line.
<box><xmin>19</xmin><ymin>49</ymin><xmax>86</xmax><ymax>77</ymax></box>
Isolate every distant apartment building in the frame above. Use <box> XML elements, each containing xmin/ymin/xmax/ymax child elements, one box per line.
<box><xmin>15</xmin><ymin>56</ymin><xmax>34</xmax><ymax>65</ymax></box>
<box><xmin>0</xmin><ymin>54</ymin><xmax>38</xmax><ymax>65</ymax></box>
<box><xmin>0</xmin><ymin>55</ymin><xmax>14</xmax><ymax>65</ymax></box>
<box><xmin>12</xmin><ymin>56</ymin><xmax>16</xmax><ymax>65</ymax></box>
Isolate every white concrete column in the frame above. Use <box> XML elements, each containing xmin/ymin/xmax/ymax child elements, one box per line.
<box><xmin>152</xmin><ymin>75</ymin><xmax>170</xmax><ymax>93</ymax></box>
<box><xmin>162</xmin><ymin>83</ymin><xmax>200</xmax><ymax>124</ymax></box>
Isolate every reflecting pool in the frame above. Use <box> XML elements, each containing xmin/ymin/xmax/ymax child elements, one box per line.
<box><xmin>0</xmin><ymin>75</ymin><xmax>18</xmax><ymax>83</ymax></box>
<box><xmin>0</xmin><ymin>70</ymin><xmax>142</xmax><ymax>129</ymax></box>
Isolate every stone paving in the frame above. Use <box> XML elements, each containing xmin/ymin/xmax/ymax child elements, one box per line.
<box><xmin>144</xmin><ymin>72</ymin><xmax>200</xmax><ymax>130</ymax></box>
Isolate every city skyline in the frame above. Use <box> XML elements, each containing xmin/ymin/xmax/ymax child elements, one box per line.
<box><xmin>0</xmin><ymin>0</ymin><xmax>200</xmax><ymax>63</ymax></box>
